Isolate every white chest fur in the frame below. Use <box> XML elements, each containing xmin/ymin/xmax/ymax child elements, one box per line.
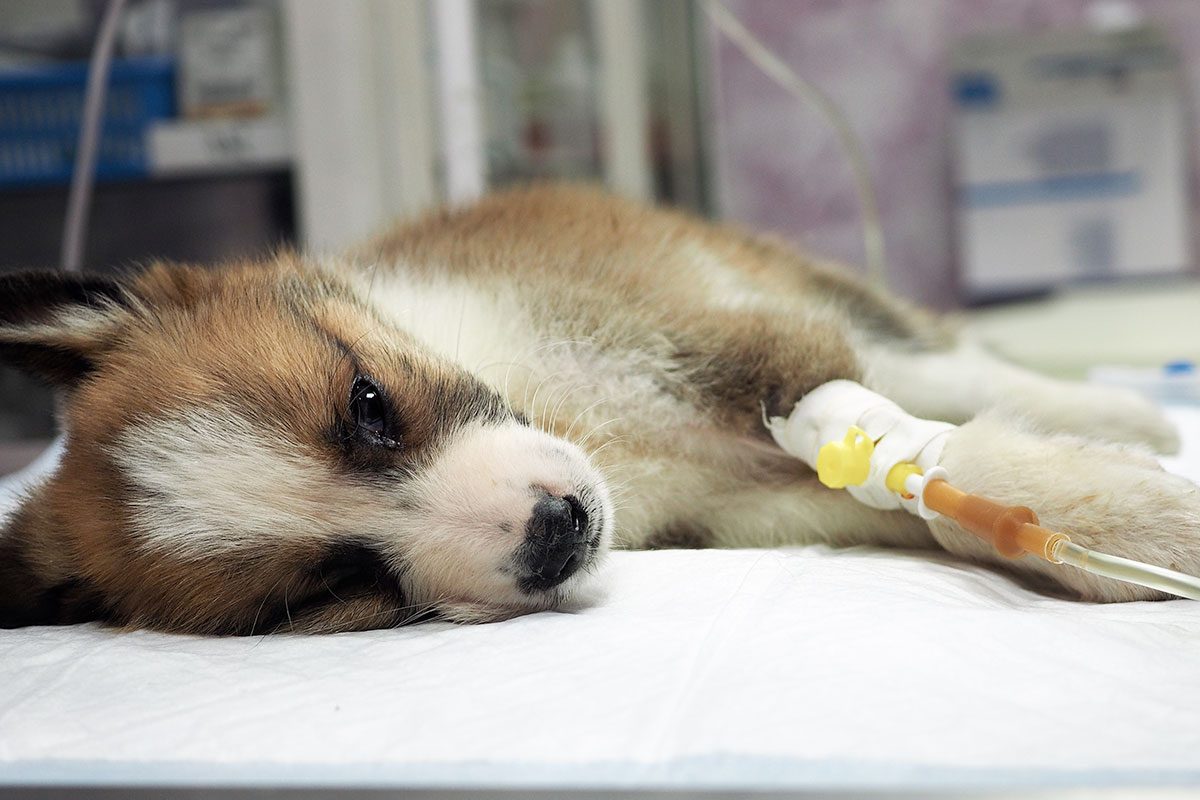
<box><xmin>368</xmin><ymin>267</ymin><xmax>698</xmax><ymax>441</ymax></box>
<box><xmin>370</xmin><ymin>271</ymin><xmax>537</xmax><ymax>381</ymax></box>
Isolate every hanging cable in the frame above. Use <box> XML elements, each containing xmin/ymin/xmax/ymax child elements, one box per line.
<box><xmin>703</xmin><ymin>0</ymin><xmax>888</xmax><ymax>290</ymax></box>
<box><xmin>61</xmin><ymin>0</ymin><xmax>127</xmax><ymax>273</ymax></box>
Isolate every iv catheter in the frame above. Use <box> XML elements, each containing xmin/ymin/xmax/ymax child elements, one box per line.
<box><xmin>767</xmin><ymin>381</ymin><xmax>1200</xmax><ymax>601</ymax></box>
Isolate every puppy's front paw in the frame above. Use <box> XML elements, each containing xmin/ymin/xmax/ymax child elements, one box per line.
<box><xmin>933</xmin><ymin>412</ymin><xmax>1199</xmax><ymax>602</ymax></box>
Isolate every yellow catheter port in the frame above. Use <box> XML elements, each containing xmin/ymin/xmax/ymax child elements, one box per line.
<box><xmin>885</xmin><ymin>463</ymin><xmax>922</xmax><ymax>499</ymax></box>
<box><xmin>815</xmin><ymin>426</ymin><xmax>873</xmax><ymax>489</ymax></box>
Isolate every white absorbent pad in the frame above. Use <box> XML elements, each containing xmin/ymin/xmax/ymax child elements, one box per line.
<box><xmin>0</xmin><ymin>407</ymin><xmax>1198</xmax><ymax>792</ymax></box>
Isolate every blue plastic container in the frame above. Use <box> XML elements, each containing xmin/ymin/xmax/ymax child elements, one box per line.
<box><xmin>0</xmin><ymin>56</ymin><xmax>175</xmax><ymax>188</ymax></box>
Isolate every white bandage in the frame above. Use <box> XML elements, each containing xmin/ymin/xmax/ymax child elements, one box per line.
<box><xmin>766</xmin><ymin>380</ymin><xmax>955</xmax><ymax>513</ymax></box>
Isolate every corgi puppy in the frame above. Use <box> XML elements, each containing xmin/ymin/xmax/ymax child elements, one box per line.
<box><xmin>0</xmin><ymin>185</ymin><xmax>1195</xmax><ymax>634</ymax></box>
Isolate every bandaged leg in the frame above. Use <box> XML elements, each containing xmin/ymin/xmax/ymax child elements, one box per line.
<box><xmin>932</xmin><ymin>410</ymin><xmax>1200</xmax><ymax>601</ymax></box>
<box><xmin>767</xmin><ymin>381</ymin><xmax>1200</xmax><ymax>602</ymax></box>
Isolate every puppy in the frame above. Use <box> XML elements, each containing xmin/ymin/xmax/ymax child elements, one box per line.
<box><xmin>0</xmin><ymin>185</ymin><xmax>1194</xmax><ymax>633</ymax></box>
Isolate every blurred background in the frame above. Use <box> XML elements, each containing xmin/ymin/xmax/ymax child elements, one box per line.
<box><xmin>0</xmin><ymin>0</ymin><xmax>1198</xmax><ymax>469</ymax></box>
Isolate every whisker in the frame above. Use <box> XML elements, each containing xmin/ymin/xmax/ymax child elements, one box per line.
<box><xmin>588</xmin><ymin>434</ymin><xmax>631</xmax><ymax>459</ymax></box>
<box><xmin>529</xmin><ymin>374</ymin><xmax>558</xmax><ymax>431</ymax></box>
<box><xmin>249</xmin><ymin>574</ymin><xmax>288</xmax><ymax>638</ymax></box>
<box><xmin>481</xmin><ymin>337</ymin><xmax>560</xmax><ymax>379</ymax></box>
<box><xmin>578</xmin><ymin>416</ymin><xmax>625</xmax><ymax>448</ymax></box>
<box><xmin>365</xmin><ymin>260</ymin><xmax>381</xmax><ymax>306</ymax></box>
<box><xmin>302</xmin><ymin>599</ymin><xmax>444</xmax><ymax>635</ymax></box>
<box><xmin>328</xmin><ymin>325</ymin><xmax>383</xmax><ymax>424</ymax></box>
<box><xmin>474</xmin><ymin>359</ymin><xmax>536</xmax><ymax>406</ymax></box>
<box><xmin>477</xmin><ymin>336</ymin><xmax>590</xmax><ymax>377</ymax></box>
<box><xmin>599</xmin><ymin>478</ymin><xmax>635</xmax><ymax>497</ymax></box>
<box><xmin>282</xmin><ymin>583</ymin><xmax>293</xmax><ymax>630</ymax></box>
<box><xmin>319</xmin><ymin>572</ymin><xmax>346</xmax><ymax>606</ymax></box>
<box><xmin>564</xmin><ymin>395</ymin><xmax>614</xmax><ymax>442</ymax></box>
<box><xmin>544</xmin><ymin>381</ymin><xmax>602</xmax><ymax>434</ymax></box>
<box><xmin>483</xmin><ymin>337</ymin><xmax>591</xmax><ymax>398</ymax></box>
<box><xmin>454</xmin><ymin>289</ymin><xmax>468</xmax><ymax>361</ymax></box>
<box><xmin>527</xmin><ymin>367</ymin><xmax>582</xmax><ymax>431</ymax></box>
<box><xmin>588</xmin><ymin>446</ymin><xmax>631</xmax><ymax>473</ymax></box>
<box><xmin>522</xmin><ymin>373</ymin><xmax>545</xmax><ymax>424</ymax></box>
<box><xmin>536</xmin><ymin>382</ymin><xmax>566</xmax><ymax>433</ymax></box>
<box><xmin>541</xmin><ymin>377</ymin><xmax>587</xmax><ymax>432</ymax></box>
<box><xmin>288</xmin><ymin>588</ymin><xmax>456</xmax><ymax>636</ymax></box>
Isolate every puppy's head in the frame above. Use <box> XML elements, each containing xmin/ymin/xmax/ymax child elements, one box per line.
<box><xmin>0</xmin><ymin>261</ymin><xmax>612</xmax><ymax>634</ymax></box>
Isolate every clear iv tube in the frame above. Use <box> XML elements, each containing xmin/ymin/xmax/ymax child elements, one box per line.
<box><xmin>1054</xmin><ymin>541</ymin><xmax>1200</xmax><ymax>601</ymax></box>
<box><xmin>62</xmin><ymin>0</ymin><xmax>127</xmax><ymax>272</ymax></box>
<box><xmin>920</xmin><ymin>477</ymin><xmax>1200</xmax><ymax>601</ymax></box>
<box><xmin>703</xmin><ymin>0</ymin><xmax>889</xmax><ymax>291</ymax></box>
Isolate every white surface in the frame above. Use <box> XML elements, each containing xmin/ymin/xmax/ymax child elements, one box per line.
<box><xmin>1</xmin><ymin>409</ymin><xmax>1199</xmax><ymax>791</ymax></box>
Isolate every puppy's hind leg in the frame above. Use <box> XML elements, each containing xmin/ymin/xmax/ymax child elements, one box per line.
<box><xmin>863</xmin><ymin>340</ymin><xmax>1180</xmax><ymax>454</ymax></box>
<box><xmin>928</xmin><ymin>409</ymin><xmax>1200</xmax><ymax>602</ymax></box>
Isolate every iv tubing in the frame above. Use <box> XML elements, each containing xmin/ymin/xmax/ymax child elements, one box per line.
<box><xmin>770</xmin><ymin>382</ymin><xmax>1200</xmax><ymax>601</ymax></box>
<box><xmin>919</xmin><ymin>477</ymin><xmax>1200</xmax><ymax>601</ymax></box>
<box><xmin>1054</xmin><ymin>541</ymin><xmax>1200</xmax><ymax>601</ymax></box>
<box><xmin>62</xmin><ymin>0</ymin><xmax>127</xmax><ymax>272</ymax></box>
<box><xmin>703</xmin><ymin>0</ymin><xmax>889</xmax><ymax>290</ymax></box>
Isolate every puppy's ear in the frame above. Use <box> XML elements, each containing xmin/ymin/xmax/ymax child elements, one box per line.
<box><xmin>0</xmin><ymin>271</ymin><xmax>130</xmax><ymax>388</ymax></box>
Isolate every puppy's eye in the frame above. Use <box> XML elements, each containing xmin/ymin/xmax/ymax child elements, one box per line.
<box><xmin>349</xmin><ymin>376</ymin><xmax>396</xmax><ymax>446</ymax></box>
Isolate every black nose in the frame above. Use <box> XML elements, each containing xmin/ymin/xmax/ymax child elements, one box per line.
<box><xmin>520</xmin><ymin>494</ymin><xmax>589</xmax><ymax>592</ymax></box>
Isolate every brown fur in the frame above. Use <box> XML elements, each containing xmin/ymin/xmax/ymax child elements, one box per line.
<box><xmin>360</xmin><ymin>186</ymin><xmax>917</xmax><ymax>429</ymax></box>
<box><xmin>644</xmin><ymin>521</ymin><xmax>715</xmax><ymax>551</ymax></box>
<box><xmin>0</xmin><ymin>184</ymin><xmax>1192</xmax><ymax>633</ymax></box>
<box><xmin>0</xmin><ymin>258</ymin><xmax>509</xmax><ymax>632</ymax></box>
